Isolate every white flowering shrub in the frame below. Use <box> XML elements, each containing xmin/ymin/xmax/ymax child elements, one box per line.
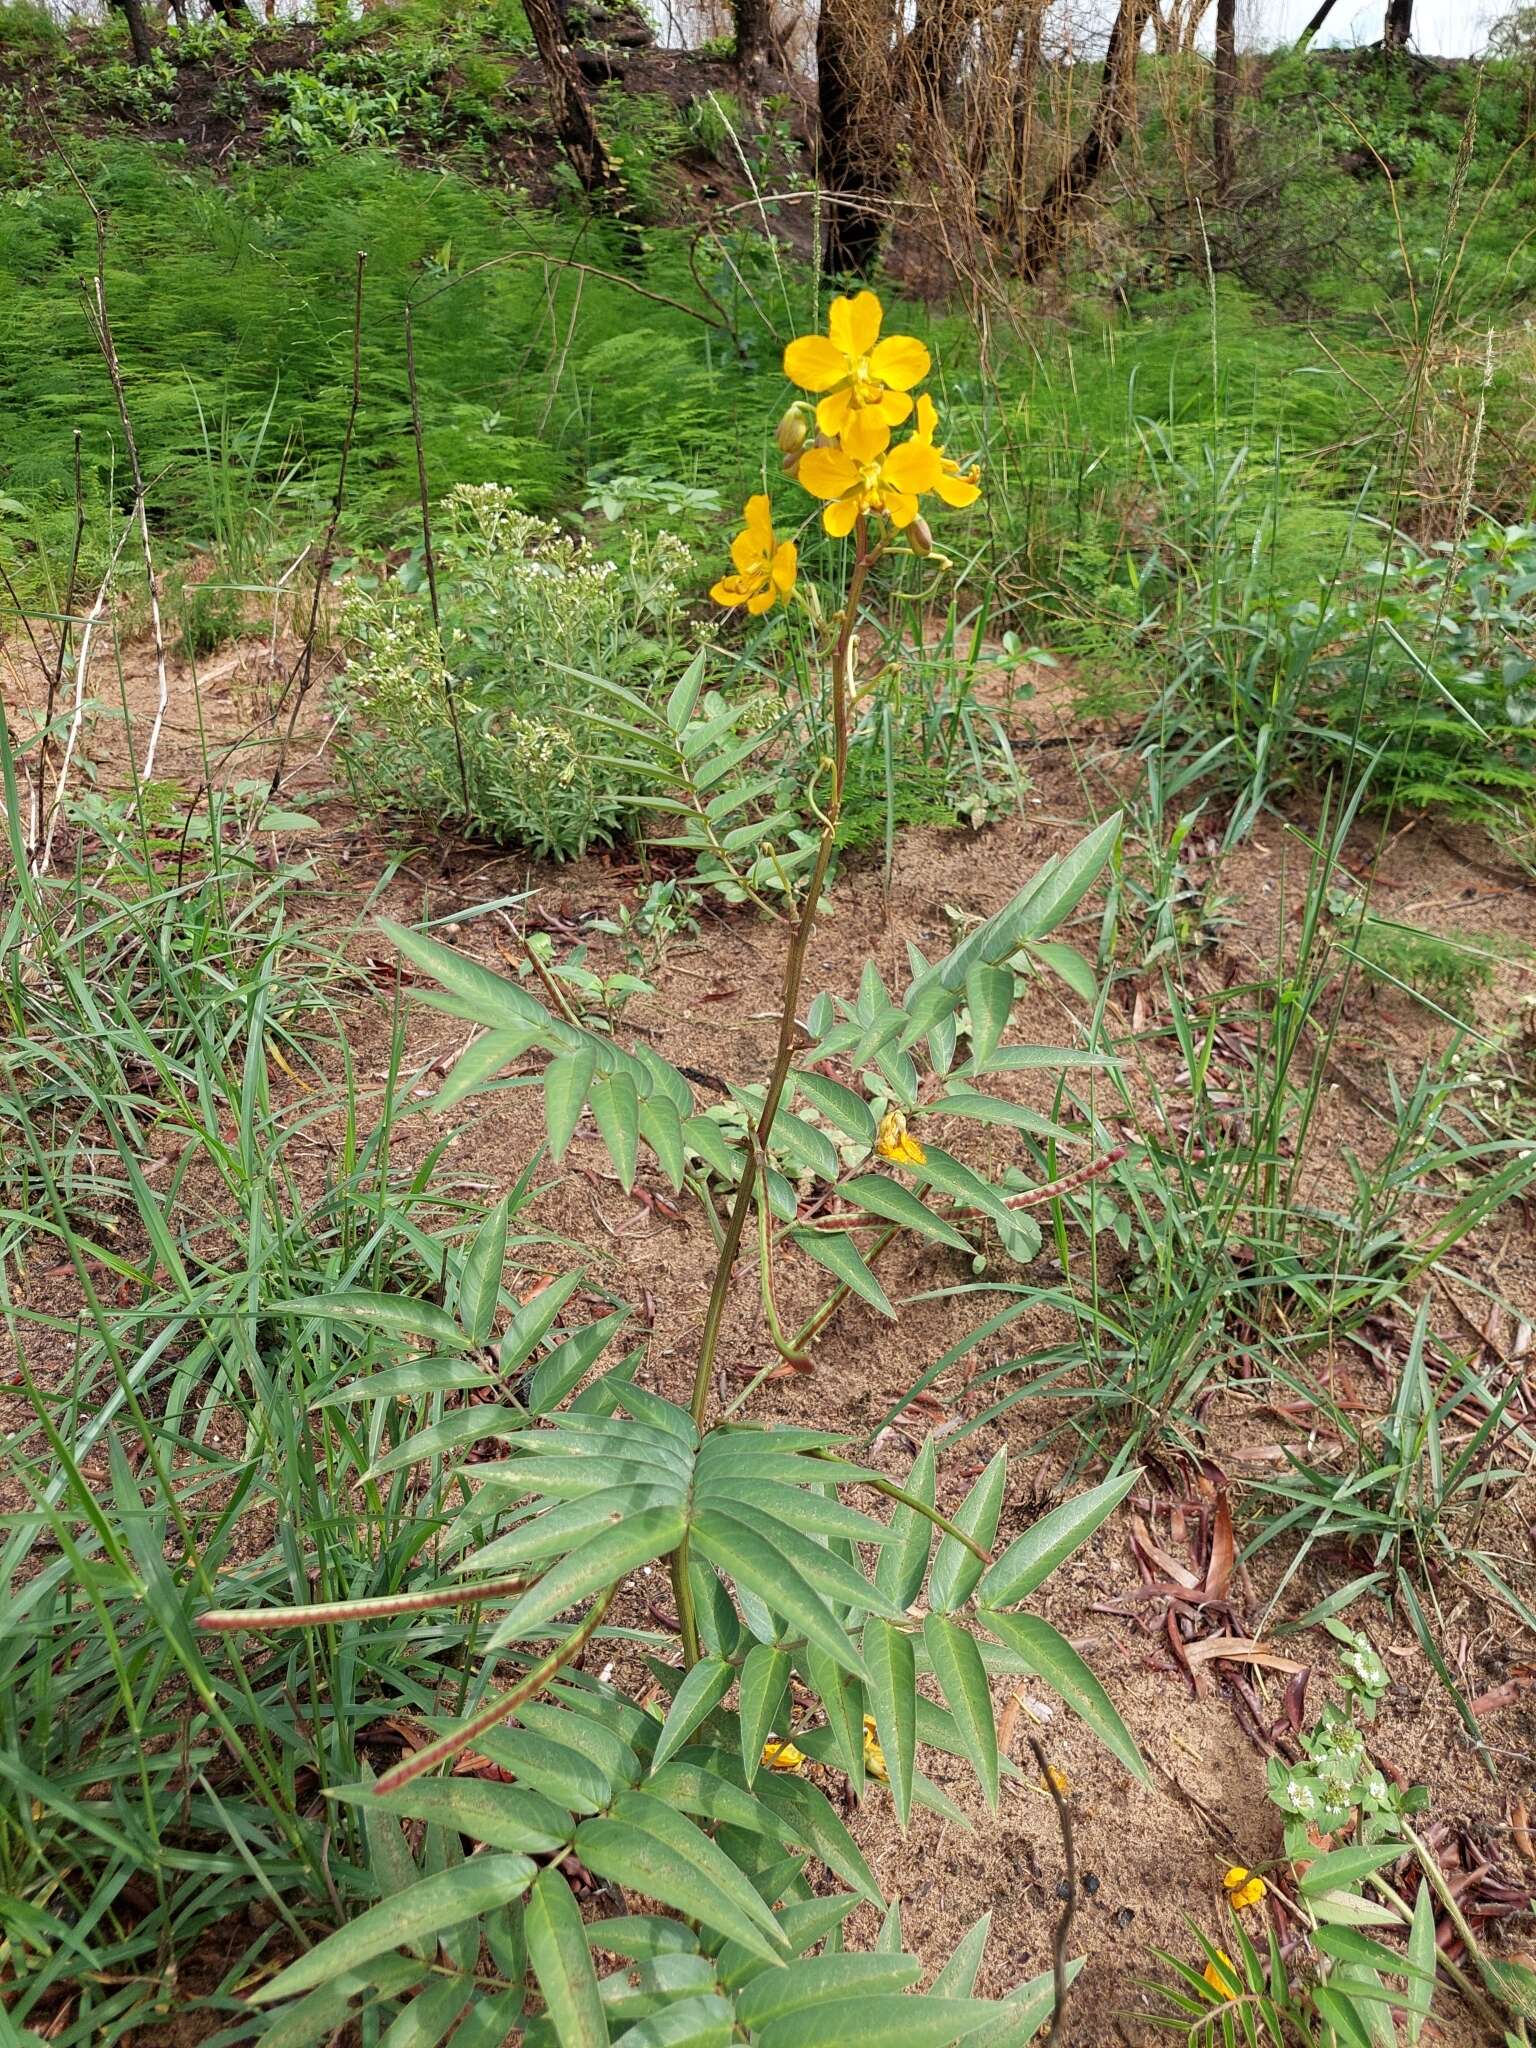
<box><xmin>337</xmin><ymin>486</ymin><xmax>694</xmax><ymax>859</ymax></box>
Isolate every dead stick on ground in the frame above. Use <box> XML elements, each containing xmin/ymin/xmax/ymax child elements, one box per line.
<box><xmin>1028</xmin><ymin>1735</ymin><xmax>1078</xmax><ymax>2048</ymax></box>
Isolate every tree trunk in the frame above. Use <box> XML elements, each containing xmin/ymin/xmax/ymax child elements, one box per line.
<box><xmin>113</xmin><ymin>0</ymin><xmax>153</xmax><ymax>62</ymax></box>
<box><xmin>733</xmin><ymin>0</ymin><xmax>770</xmax><ymax>86</ymax></box>
<box><xmin>1212</xmin><ymin>0</ymin><xmax>1236</xmax><ymax>195</ymax></box>
<box><xmin>1019</xmin><ymin>0</ymin><xmax>1152</xmax><ymax>280</ymax></box>
<box><xmin>204</xmin><ymin>0</ymin><xmax>254</xmax><ymax>25</ymax></box>
<box><xmin>523</xmin><ymin>0</ymin><xmax>617</xmax><ymax>194</ymax></box>
<box><xmin>1294</xmin><ymin>0</ymin><xmax>1339</xmax><ymax>50</ymax></box>
<box><xmin>996</xmin><ymin>0</ymin><xmax>1043</xmax><ymax>241</ymax></box>
<box><xmin>1382</xmin><ymin>0</ymin><xmax>1412</xmax><ymax>47</ymax></box>
<box><xmin>817</xmin><ymin>0</ymin><xmax>897</xmax><ymax>278</ymax></box>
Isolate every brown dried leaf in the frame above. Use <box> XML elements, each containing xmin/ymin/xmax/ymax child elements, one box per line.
<box><xmin>1184</xmin><ymin>1636</ymin><xmax>1305</xmax><ymax>1673</ymax></box>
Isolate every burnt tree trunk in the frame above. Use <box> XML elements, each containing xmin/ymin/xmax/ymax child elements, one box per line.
<box><xmin>204</xmin><ymin>0</ymin><xmax>254</xmax><ymax>26</ymax></box>
<box><xmin>817</xmin><ymin>0</ymin><xmax>897</xmax><ymax>277</ymax></box>
<box><xmin>1019</xmin><ymin>0</ymin><xmax>1152</xmax><ymax>280</ymax></box>
<box><xmin>523</xmin><ymin>0</ymin><xmax>617</xmax><ymax>194</ymax></box>
<box><xmin>1212</xmin><ymin>0</ymin><xmax>1236</xmax><ymax>194</ymax></box>
<box><xmin>1294</xmin><ymin>0</ymin><xmax>1339</xmax><ymax>48</ymax></box>
<box><xmin>113</xmin><ymin>0</ymin><xmax>154</xmax><ymax>62</ymax></box>
<box><xmin>996</xmin><ymin>0</ymin><xmax>1043</xmax><ymax>241</ymax></box>
<box><xmin>1382</xmin><ymin>0</ymin><xmax>1412</xmax><ymax>47</ymax></box>
<box><xmin>733</xmin><ymin>0</ymin><xmax>771</xmax><ymax>84</ymax></box>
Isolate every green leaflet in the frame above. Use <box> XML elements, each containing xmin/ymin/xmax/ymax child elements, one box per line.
<box><xmin>527</xmin><ymin>1867</ymin><xmax>608</xmax><ymax>2048</ymax></box>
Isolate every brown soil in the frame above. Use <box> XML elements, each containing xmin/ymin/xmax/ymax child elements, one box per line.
<box><xmin>6</xmin><ymin>623</ymin><xmax>1536</xmax><ymax>2044</ymax></box>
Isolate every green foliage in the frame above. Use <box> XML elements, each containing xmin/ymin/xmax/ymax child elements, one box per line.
<box><xmin>338</xmin><ymin>486</ymin><xmax>695</xmax><ymax>856</ymax></box>
<box><xmin>0</xmin><ymin>0</ymin><xmax>62</xmax><ymax>64</ymax></box>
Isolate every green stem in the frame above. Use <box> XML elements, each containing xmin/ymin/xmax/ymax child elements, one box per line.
<box><xmin>687</xmin><ymin>521</ymin><xmax>871</xmax><ymax>1431</ymax></box>
<box><xmin>671</xmin><ymin>1541</ymin><xmax>700</xmax><ymax>1666</ymax></box>
<box><xmin>810</xmin><ymin>1453</ymin><xmax>993</xmax><ymax>1566</ymax></box>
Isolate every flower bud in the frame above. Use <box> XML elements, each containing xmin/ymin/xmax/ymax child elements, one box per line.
<box><xmin>908</xmin><ymin>516</ymin><xmax>934</xmax><ymax>556</ymax></box>
<box><xmin>775</xmin><ymin>405</ymin><xmax>810</xmax><ymax>456</ymax></box>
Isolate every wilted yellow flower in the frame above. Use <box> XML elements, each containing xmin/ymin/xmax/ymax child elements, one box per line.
<box><xmin>1042</xmin><ymin>1765</ymin><xmax>1070</xmax><ymax>1797</ymax></box>
<box><xmin>861</xmin><ymin>1715</ymin><xmax>888</xmax><ymax>1783</ymax></box>
<box><xmin>783</xmin><ymin>291</ymin><xmax>931</xmax><ymax>464</ymax></box>
<box><xmin>710</xmin><ymin>495</ymin><xmax>798</xmax><ymax>614</ymax></box>
<box><xmin>911</xmin><ymin>395</ymin><xmax>982</xmax><ymax>508</ymax></box>
<box><xmin>1223</xmin><ymin>1866</ymin><xmax>1268</xmax><ymax>1911</ymax></box>
<box><xmin>797</xmin><ymin>439</ymin><xmax>941</xmax><ymax>539</ymax></box>
<box><xmin>1203</xmin><ymin>1949</ymin><xmax>1239</xmax><ymax>1999</ymax></box>
<box><xmin>761</xmin><ymin>1735</ymin><xmax>808</xmax><ymax>1774</ymax></box>
<box><xmin>875</xmin><ymin>1110</ymin><xmax>925</xmax><ymax>1166</ymax></box>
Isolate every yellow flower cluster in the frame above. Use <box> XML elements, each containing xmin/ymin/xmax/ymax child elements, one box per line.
<box><xmin>1223</xmin><ymin>1865</ymin><xmax>1268</xmax><ymax>1912</ymax></box>
<box><xmin>712</xmin><ymin>289</ymin><xmax>981</xmax><ymax>612</ymax></box>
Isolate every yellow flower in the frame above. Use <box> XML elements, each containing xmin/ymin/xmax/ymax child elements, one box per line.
<box><xmin>1223</xmin><ymin>1866</ymin><xmax>1268</xmax><ymax>1912</ymax></box>
<box><xmin>1042</xmin><ymin>1765</ymin><xmax>1070</xmax><ymax>1797</ymax></box>
<box><xmin>911</xmin><ymin>395</ymin><xmax>982</xmax><ymax>509</ymax></box>
<box><xmin>796</xmin><ymin>439</ymin><xmax>942</xmax><ymax>539</ymax></box>
<box><xmin>875</xmin><ymin>1110</ymin><xmax>925</xmax><ymax>1166</ymax></box>
<box><xmin>1202</xmin><ymin>1950</ymin><xmax>1240</xmax><ymax>1999</ymax></box>
<box><xmin>861</xmin><ymin>1715</ymin><xmax>888</xmax><ymax>1783</ymax></box>
<box><xmin>761</xmin><ymin>1735</ymin><xmax>808</xmax><ymax>1774</ymax></box>
<box><xmin>710</xmin><ymin>495</ymin><xmax>798</xmax><ymax>614</ymax></box>
<box><xmin>783</xmin><ymin>292</ymin><xmax>931</xmax><ymax>464</ymax></box>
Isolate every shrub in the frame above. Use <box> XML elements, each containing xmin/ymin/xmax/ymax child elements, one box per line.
<box><xmin>337</xmin><ymin>483</ymin><xmax>693</xmax><ymax>857</ymax></box>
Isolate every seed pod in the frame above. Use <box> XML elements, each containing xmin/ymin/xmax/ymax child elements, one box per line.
<box><xmin>908</xmin><ymin>516</ymin><xmax>934</xmax><ymax>556</ymax></box>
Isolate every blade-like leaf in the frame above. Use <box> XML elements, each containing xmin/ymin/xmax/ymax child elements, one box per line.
<box><xmin>329</xmin><ymin>1778</ymin><xmax>573</xmax><ymax>1856</ymax></box>
<box><xmin>930</xmin><ymin>1913</ymin><xmax>991</xmax><ymax>1999</ymax></box>
<box><xmin>736</xmin><ymin>1954</ymin><xmax>921</xmax><ymax>2030</ymax></box>
<box><xmin>928</xmin><ymin>1449</ymin><xmax>1007</xmax><ymax>1613</ymax></box>
<box><xmin>545</xmin><ymin>1045</ymin><xmax>598</xmax><ymax>1162</ymax></box>
<box><xmin>982</xmin><ymin>1612</ymin><xmax>1147</xmax><ymax>1785</ymax></box>
<box><xmin>792</xmin><ymin>1070</ymin><xmax>877</xmax><ymax>1144</ymax></box>
<box><xmin>252</xmin><ymin>1856</ymin><xmax>534</xmax><ymax>2002</ymax></box>
<box><xmin>692</xmin><ymin>1510</ymin><xmax>869</xmax><ymax>1678</ymax></box>
<box><xmin>651</xmin><ymin>1660</ymin><xmax>733</xmax><ymax>1772</ymax></box>
<box><xmin>487</xmin><ymin>1505</ymin><xmax>686</xmax><ymax>1649</ymax></box>
<box><xmin>789</xmin><ymin>1230</ymin><xmax>896</xmax><ymax>1319</ymax></box>
<box><xmin>574</xmin><ymin>1813</ymin><xmax>789</xmax><ymax>1965</ymax></box>
<box><xmin>839</xmin><ymin>1175</ymin><xmax>974</xmax><ymax>1255</ymax></box>
<box><xmin>964</xmin><ymin>962</ymin><xmax>1013</xmax><ymax>1067</ymax></box>
<box><xmin>862</xmin><ymin>1618</ymin><xmax>916</xmax><ymax>1829</ymax></box>
<box><xmin>527</xmin><ymin>1866</ymin><xmax>609</xmax><ymax>2048</ymax></box>
<box><xmin>978</xmin><ymin>1469</ymin><xmax>1140</xmax><ymax>1610</ymax></box>
<box><xmin>459</xmin><ymin>1198</ymin><xmax>510</xmax><ymax>1348</ymax></box>
<box><xmin>923</xmin><ymin>1614</ymin><xmax>999</xmax><ymax>1811</ymax></box>
<box><xmin>739</xmin><ymin>1643</ymin><xmax>791</xmax><ymax>1785</ymax></box>
<box><xmin>591</xmin><ymin>1070</ymin><xmax>641</xmax><ymax>1191</ymax></box>
<box><xmin>271</xmin><ymin>1290</ymin><xmax>470</xmax><ymax>1351</ymax></box>
<box><xmin>382</xmin><ymin>918</ymin><xmax>553</xmax><ymax>1032</ymax></box>
<box><xmin>873</xmin><ymin>1439</ymin><xmax>938</xmax><ymax>1612</ymax></box>
<box><xmin>757</xmin><ymin>1996</ymin><xmax>999</xmax><ymax>2048</ymax></box>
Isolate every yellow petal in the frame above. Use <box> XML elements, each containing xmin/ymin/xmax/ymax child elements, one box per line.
<box><xmin>896</xmin><ymin>1134</ymin><xmax>926</xmax><ymax>1164</ymax></box>
<box><xmin>876</xmin><ymin>388</ymin><xmax>915</xmax><ymax>427</ymax></box>
<box><xmin>869</xmin><ymin>332</ymin><xmax>930</xmax><ymax>390</ymax></box>
<box><xmin>822</xmin><ymin>498</ymin><xmax>859</xmax><ymax>537</ymax></box>
<box><xmin>743</xmin><ymin>492</ymin><xmax>774</xmax><ymax>541</ymax></box>
<box><xmin>935</xmin><ymin>468</ymin><xmax>981</xmax><ymax>508</ymax></box>
<box><xmin>829</xmin><ymin>289</ymin><xmax>882</xmax><ymax>361</ymax></box>
<box><xmin>914</xmin><ymin>392</ymin><xmax>940</xmax><ymax>442</ymax></box>
<box><xmin>711</xmin><ymin>573</ymin><xmax>753</xmax><ymax>607</ymax></box>
<box><xmin>882</xmin><ymin>488</ymin><xmax>918</xmax><ymax>530</ymax></box>
<box><xmin>761</xmin><ymin>1736</ymin><xmax>807</xmax><ymax>1773</ymax></box>
<box><xmin>798</xmin><ymin>444</ymin><xmax>860</xmax><ymax>501</ymax></box>
<box><xmin>816</xmin><ymin>386</ymin><xmax>857</xmax><ymax>438</ymax></box>
<box><xmin>882</xmin><ymin>441</ymin><xmax>943</xmax><ymax>495</ymax></box>
<box><xmin>784</xmin><ymin>334</ymin><xmax>849</xmax><ymax>392</ymax></box>
<box><xmin>730</xmin><ymin>526</ymin><xmax>764</xmax><ymax>573</ymax></box>
<box><xmin>1203</xmin><ymin>1952</ymin><xmax>1239</xmax><ymax>2000</ymax></box>
<box><xmin>837</xmin><ymin>404</ymin><xmax>892</xmax><ymax>464</ymax></box>
<box><xmin>747</xmin><ymin>584</ymin><xmax>776</xmax><ymax>614</ymax></box>
<box><xmin>770</xmin><ymin>540</ymin><xmax>797</xmax><ymax>595</ymax></box>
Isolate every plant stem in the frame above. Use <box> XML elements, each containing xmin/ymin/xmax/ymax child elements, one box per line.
<box><xmin>687</xmin><ymin>521</ymin><xmax>870</xmax><ymax>1431</ymax></box>
<box><xmin>671</xmin><ymin>1541</ymin><xmax>700</xmax><ymax>1665</ymax></box>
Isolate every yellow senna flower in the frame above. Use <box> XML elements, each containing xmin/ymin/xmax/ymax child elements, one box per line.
<box><xmin>783</xmin><ymin>291</ymin><xmax>931</xmax><ymax>464</ymax></box>
<box><xmin>1202</xmin><ymin>1950</ymin><xmax>1240</xmax><ymax>1999</ymax></box>
<box><xmin>911</xmin><ymin>395</ymin><xmax>982</xmax><ymax>508</ymax></box>
<box><xmin>875</xmin><ymin>1110</ymin><xmax>925</xmax><ymax>1166</ymax></box>
<box><xmin>796</xmin><ymin>438</ymin><xmax>942</xmax><ymax>539</ymax></box>
<box><xmin>761</xmin><ymin>1735</ymin><xmax>808</xmax><ymax>1774</ymax></box>
<box><xmin>1223</xmin><ymin>1866</ymin><xmax>1268</xmax><ymax>1911</ymax></box>
<box><xmin>710</xmin><ymin>494</ymin><xmax>798</xmax><ymax>614</ymax></box>
<box><xmin>861</xmin><ymin>1715</ymin><xmax>888</xmax><ymax>1784</ymax></box>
